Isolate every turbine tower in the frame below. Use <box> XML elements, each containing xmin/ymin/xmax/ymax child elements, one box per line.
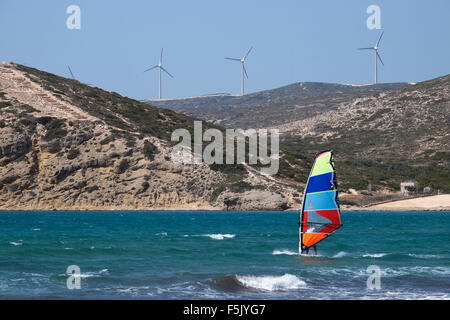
<box><xmin>67</xmin><ymin>65</ymin><xmax>92</xmax><ymax>85</ymax></box>
<box><xmin>358</xmin><ymin>31</ymin><xmax>384</xmax><ymax>84</ymax></box>
<box><xmin>67</xmin><ymin>65</ymin><xmax>76</xmax><ymax>80</ymax></box>
<box><xmin>225</xmin><ymin>46</ymin><xmax>253</xmax><ymax>96</ymax></box>
<box><xmin>144</xmin><ymin>48</ymin><xmax>173</xmax><ymax>99</ymax></box>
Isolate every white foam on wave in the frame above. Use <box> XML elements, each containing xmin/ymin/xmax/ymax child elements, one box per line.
<box><xmin>199</xmin><ymin>234</ymin><xmax>235</xmax><ymax>240</ymax></box>
<box><xmin>272</xmin><ymin>249</ymin><xmax>298</xmax><ymax>256</ymax></box>
<box><xmin>362</xmin><ymin>253</ymin><xmax>388</xmax><ymax>258</ymax></box>
<box><xmin>70</xmin><ymin>268</ymin><xmax>109</xmax><ymax>279</ymax></box>
<box><xmin>155</xmin><ymin>232</ymin><xmax>168</xmax><ymax>236</ymax></box>
<box><xmin>332</xmin><ymin>251</ymin><xmax>349</xmax><ymax>258</ymax></box>
<box><xmin>408</xmin><ymin>253</ymin><xmax>440</xmax><ymax>259</ymax></box>
<box><xmin>9</xmin><ymin>241</ymin><xmax>23</xmax><ymax>246</ymax></box>
<box><xmin>236</xmin><ymin>274</ymin><xmax>306</xmax><ymax>292</ymax></box>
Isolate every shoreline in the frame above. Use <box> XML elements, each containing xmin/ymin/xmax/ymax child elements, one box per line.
<box><xmin>1</xmin><ymin>208</ymin><xmax>449</xmax><ymax>213</ymax></box>
<box><xmin>1</xmin><ymin>195</ymin><xmax>449</xmax><ymax>212</ymax></box>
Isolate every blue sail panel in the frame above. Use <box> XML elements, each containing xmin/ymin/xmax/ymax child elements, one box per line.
<box><xmin>306</xmin><ymin>172</ymin><xmax>334</xmax><ymax>194</ymax></box>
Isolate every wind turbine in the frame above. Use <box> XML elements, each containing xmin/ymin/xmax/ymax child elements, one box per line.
<box><xmin>67</xmin><ymin>65</ymin><xmax>76</xmax><ymax>80</ymax></box>
<box><xmin>358</xmin><ymin>31</ymin><xmax>384</xmax><ymax>84</ymax></box>
<box><xmin>225</xmin><ymin>46</ymin><xmax>253</xmax><ymax>96</ymax></box>
<box><xmin>67</xmin><ymin>65</ymin><xmax>92</xmax><ymax>86</ymax></box>
<box><xmin>144</xmin><ymin>48</ymin><xmax>173</xmax><ymax>99</ymax></box>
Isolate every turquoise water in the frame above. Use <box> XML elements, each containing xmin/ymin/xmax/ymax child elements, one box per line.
<box><xmin>0</xmin><ymin>210</ymin><xmax>449</xmax><ymax>299</ymax></box>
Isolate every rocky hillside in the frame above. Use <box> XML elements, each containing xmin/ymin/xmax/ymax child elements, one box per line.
<box><xmin>1</xmin><ymin>62</ymin><xmax>447</xmax><ymax>211</ymax></box>
<box><xmin>146</xmin><ymin>82</ymin><xmax>409</xmax><ymax>128</ymax></box>
<box><xmin>275</xmin><ymin>74</ymin><xmax>450</xmax><ymax>193</ymax></box>
<box><xmin>148</xmin><ymin>74</ymin><xmax>449</xmax><ymax>195</ymax></box>
<box><xmin>0</xmin><ymin>62</ymin><xmax>298</xmax><ymax>211</ymax></box>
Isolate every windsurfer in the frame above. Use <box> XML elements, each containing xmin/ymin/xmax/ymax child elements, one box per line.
<box><xmin>304</xmin><ymin>245</ymin><xmax>317</xmax><ymax>255</ymax></box>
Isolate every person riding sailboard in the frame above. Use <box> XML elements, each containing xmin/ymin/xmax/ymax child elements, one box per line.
<box><xmin>299</xmin><ymin>150</ymin><xmax>342</xmax><ymax>255</ymax></box>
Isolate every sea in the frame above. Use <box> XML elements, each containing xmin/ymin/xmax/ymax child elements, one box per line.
<box><xmin>0</xmin><ymin>210</ymin><xmax>449</xmax><ymax>299</ymax></box>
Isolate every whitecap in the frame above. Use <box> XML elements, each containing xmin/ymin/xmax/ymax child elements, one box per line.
<box><xmin>9</xmin><ymin>241</ymin><xmax>22</xmax><ymax>246</ymax></box>
<box><xmin>332</xmin><ymin>251</ymin><xmax>349</xmax><ymax>258</ymax></box>
<box><xmin>198</xmin><ymin>234</ymin><xmax>235</xmax><ymax>240</ymax></box>
<box><xmin>272</xmin><ymin>249</ymin><xmax>298</xmax><ymax>256</ymax></box>
<box><xmin>156</xmin><ymin>232</ymin><xmax>168</xmax><ymax>236</ymax></box>
<box><xmin>66</xmin><ymin>268</ymin><xmax>109</xmax><ymax>278</ymax></box>
<box><xmin>236</xmin><ymin>274</ymin><xmax>306</xmax><ymax>292</ymax></box>
<box><xmin>362</xmin><ymin>253</ymin><xmax>388</xmax><ymax>258</ymax></box>
<box><xmin>408</xmin><ymin>253</ymin><xmax>440</xmax><ymax>259</ymax></box>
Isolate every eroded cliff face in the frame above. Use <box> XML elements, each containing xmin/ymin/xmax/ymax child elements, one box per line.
<box><xmin>0</xmin><ymin>62</ymin><xmax>298</xmax><ymax>211</ymax></box>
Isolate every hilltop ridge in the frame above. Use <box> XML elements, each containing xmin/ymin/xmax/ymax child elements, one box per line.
<box><xmin>146</xmin><ymin>81</ymin><xmax>410</xmax><ymax>128</ymax></box>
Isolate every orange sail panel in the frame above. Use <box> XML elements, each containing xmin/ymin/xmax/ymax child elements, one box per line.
<box><xmin>299</xmin><ymin>151</ymin><xmax>342</xmax><ymax>253</ymax></box>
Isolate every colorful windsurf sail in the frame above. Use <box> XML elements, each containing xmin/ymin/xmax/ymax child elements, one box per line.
<box><xmin>299</xmin><ymin>150</ymin><xmax>342</xmax><ymax>254</ymax></box>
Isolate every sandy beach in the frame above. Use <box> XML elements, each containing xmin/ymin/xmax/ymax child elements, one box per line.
<box><xmin>362</xmin><ymin>194</ymin><xmax>450</xmax><ymax>211</ymax></box>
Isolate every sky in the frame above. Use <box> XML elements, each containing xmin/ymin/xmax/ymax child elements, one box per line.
<box><xmin>1</xmin><ymin>0</ymin><xmax>449</xmax><ymax>100</ymax></box>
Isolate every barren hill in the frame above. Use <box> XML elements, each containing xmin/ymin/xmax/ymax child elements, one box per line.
<box><xmin>0</xmin><ymin>62</ymin><xmax>298</xmax><ymax>211</ymax></box>
<box><xmin>150</xmin><ymin>74</ymin><xmax>449</xmax><ymax>194</ymax></box>
<box><xmin>275</xmin><ymin>74</ymin><xmax>450</xmax><ymax>193</ymax></box>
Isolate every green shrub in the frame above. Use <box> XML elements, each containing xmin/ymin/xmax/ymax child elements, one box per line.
<box><xmin>0</xmin><ymin>101</ymin><xmax>12</xmax><ymax>109</ymax></box>
<box><xmin>117</xmin><ymin>159</ymin><xmax>129</xmax><ymax>173</ymax></box>
<box><xmin>86</xmin><ymin>186</ymin><xmax>99</xmax><ymax>193</ymax></box>
<box><xmin>143</xmin><ymin>140</ymin><xmax>158</xmax><ymax>160</ymax></box>
<box><xmin>19</xmin><ymin>118</ymin><xmax>35</xmax><ymax>127</ymax></box>
<box><xmin>67</xmin><ymin>148</ymin><xmax>80</xmax><ymax>160</ymax></box>
<box><xmin>141</xmin><ymin>181</ymin><xmax>149</xmax><ymax>192</ymax></box>
<box><xmin>18</xmin><ymin>104</ymin><xmax>38</xmax><ymax>113</ymax></box>
<box><xmin>100</xmin><ymin>135</ymin><xmax>115</xmax><ymax>145</ymax></box>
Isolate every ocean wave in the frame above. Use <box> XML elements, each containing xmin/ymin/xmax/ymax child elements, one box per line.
<box><xmin>236</xmin><ymin>274</ymin><xmax>306</xmax><ymax>292</ymax></box>
<box><xmin>408</xmin><ymin>253</ymin><xmax>441</xmax><ymax>259</ymax></box>
<box><xmin>197</xmin><ymin>234</ymin><xmax>235</xmax><ymax>240</ymax></box>
<box><xmin>213</xmin><ymin>274</ymin><xmax>306</xmax><ymax>292</ymax></box>
<box><xmin>155</xmin><ymin>232</ymin><xmax>168</xmax><ymax>236</ymax></box>
<box><xmin>59</xmin><ymin>268</ymin><xmax>109</xmax><ymax>279</ymax></box>
<box><xmin>332</xmin><ymin>251</ymin><xmax>349</xmax><ymax>258</ymax></box>
<box><xmin>116</xmin><ymin>286</ymin><xmax>152</xmax><ymax>296</ymax></box>
<box><xmin>362</xmin><ymin>253</ymin><xmax>388</xmax><ymax>258</ymax></box>
<box><xmin>272</xmin><ymin>249</ymin><xmax>298</xmax><ymax>256</ymax></box>
<box><xmin>9</xmin><ymin>241</ymin><xmax>23</xmax><ymax>246</ymax></box>
<box><xmin>77</xmin><ymin>268</ymin><xmax>109</xmax><ymax>278</ymax></box>
<box><xmin>312</xmin><ymin>266</ymin><xmax>450</xmax><ymax>278</ymax></box>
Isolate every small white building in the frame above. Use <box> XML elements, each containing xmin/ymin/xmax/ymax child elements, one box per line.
<box><xmin>400</xmin><ymin>180</ymin><xmax>418</xmax><ymax>196</ymax></box>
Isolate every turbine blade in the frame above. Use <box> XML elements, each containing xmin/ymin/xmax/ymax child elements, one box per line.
<box><xmin>144</xmin><ymin>65</ymin><xmax>159</xmax><ymax>72</ymax></box>
<box><xmin>161</xmin><ymin>66</ymin><xmax>173</xmax><ymax>78</ymax></box>
<box><xmin>358</xmin><ymin>47</ymin><xmax>373</xmax><ymax>50</ymax></box>
<box><xmin>376</xmin><ymin>31</ymin><xmax>384</xmax><ymax>47</ymax></box>
<box><xmin>243</xmin><ymin>64</ymin><xmax>248</xmax><ymax>78</ymax></box>
<box><xmin>376</xmin><ymin>51</ymin><xmax>384</xmax><ymax>66</ymax></box>
<box><xmin>225</xmin><ymin>57</ymin><xmax>241</xmax><ymax>61</ymax></box>
<box><xmin>68</xmin><ymin>66</ymin><xmax>75</xmax><ymax>79</ymax></box>
<box><xmin>160</xmin><ymin>48</ymin><xmax>163</xmax><ymax>63</ymax></box>
<box><xmin>244</xmin><ymin>46</ymin><xmax>253</xmax><ymax>60</ymax></box>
